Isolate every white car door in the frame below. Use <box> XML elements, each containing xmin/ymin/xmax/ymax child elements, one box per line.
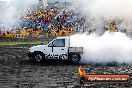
<box><xmin>45</xmin><ymin>38</ymin><xmax>69</xmax><ymax>60</ymax></box>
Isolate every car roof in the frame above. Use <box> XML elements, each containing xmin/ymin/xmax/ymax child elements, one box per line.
<box><xmin>56</xmin><ymin>36</ymin><xmax>70</xmax><ymax>39</ymax></box>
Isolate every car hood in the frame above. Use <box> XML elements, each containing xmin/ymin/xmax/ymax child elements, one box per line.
<box><xmin>29</xmin><ymin>45</ymin><xmax>46</xmax><ymax>53</ymax></box>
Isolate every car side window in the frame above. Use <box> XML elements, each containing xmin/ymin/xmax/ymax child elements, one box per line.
<box><xmin>53</xmin><ymin>39</ymin><xmax>65</xmax><ymax>47</ymax></box>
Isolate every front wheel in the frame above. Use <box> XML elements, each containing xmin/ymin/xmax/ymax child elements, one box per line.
<box><xmin>33</xmin><ymin>52</ymin><xmax>44</xmax><ymax>62</ymax></box>
<box><xmin>70</xmin><ymin>54</ymin><xmax>81</xmax><ymax>63</ymax></box>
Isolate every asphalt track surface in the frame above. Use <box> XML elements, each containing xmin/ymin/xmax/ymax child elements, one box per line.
<box><xmin>0</xmin><ymin>45</ymin><xmax>132</xmax><ymax>88</ymax></box>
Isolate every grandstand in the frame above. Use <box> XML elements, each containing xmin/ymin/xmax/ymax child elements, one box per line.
<box><xmin>0</xmin><ymin>0</ymin><xmax>130</xmax><ymax>39</ymax></box>
<box><xmin>0</xmin><ymin>1</ymin><xmax>83</xmax><ymax>39</ymax></box>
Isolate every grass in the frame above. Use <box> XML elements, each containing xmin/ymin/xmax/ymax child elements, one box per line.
<box><xmin>0</xmin><ymin>41</ymin><xmax>49</xmax><ymax>46</ymax></box>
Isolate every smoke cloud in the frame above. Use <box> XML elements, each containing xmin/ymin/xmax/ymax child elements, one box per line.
<box><xmin>0</xmin><ymin>0</ymin><xmax>47</xmax><ymax>29</ymax></box>
<box><xmin>68</xmin><ymin>0</ymin><xmax>132</xmax><ymax>64</ymax></box>
<box><xmin>70</xmin><ymin>32</ymin><xmax>132</xmax><ymax>64</ymax></box>
<box><xmin>70</xmin><ymin>0</ymin><xmax>132</xmax><ymax>19</ymax></box>
<box><xmin>70</xmin><ymin>0</ymin><xmax>132</xmax><ymax>32</ymax></box>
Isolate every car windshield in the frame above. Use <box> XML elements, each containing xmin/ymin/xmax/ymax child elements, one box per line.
<box><xmin>48</xmin><ymin>39</ymin><xmax>65</xmax><ymax>47</ymax></box>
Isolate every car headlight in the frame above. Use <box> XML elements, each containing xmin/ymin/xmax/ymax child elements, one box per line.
<box><xmin>27</xmin><ymin>48</ymin><xmax>31</xmax><ymax>53</ymax></box>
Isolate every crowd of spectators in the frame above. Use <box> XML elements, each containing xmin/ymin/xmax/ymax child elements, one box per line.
<box><xmin>18</xmin><ymin>5</ymin><xmax>85</xmax><ymax>37</ymax></box>
<box><xmin>20</xmin><ymin>6</ymin><xmax>58</xmax><ymax>30</ymax></box>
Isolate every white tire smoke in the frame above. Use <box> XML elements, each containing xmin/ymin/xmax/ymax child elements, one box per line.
<box><xmin>70</xmin><ymin>32</ymin><xmax>132</xmax><ymax>64</ymax></box>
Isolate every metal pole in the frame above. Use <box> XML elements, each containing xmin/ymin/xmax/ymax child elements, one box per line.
<box><xmin>69</xmin><ymin>29</ymin><xmax>70</xmax><ymax>47</ymax></box>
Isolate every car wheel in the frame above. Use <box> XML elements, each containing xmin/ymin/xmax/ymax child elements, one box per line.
<box><xmin>34</xmin><ymin>53</ymin><xmax>44</xmax><ymax>62</ymax></box>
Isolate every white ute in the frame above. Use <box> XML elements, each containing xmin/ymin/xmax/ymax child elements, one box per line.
<box><xmin>27</xmin><ymin>37</ymin><xmax>83</xmax><ymax>63</ymax></box>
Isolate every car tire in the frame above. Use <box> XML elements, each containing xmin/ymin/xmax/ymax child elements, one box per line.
<box><xmin>71</xmin><ymin>54</ymin><xmax>80</xmax><ymax>63</ymax></box>
<box><xmin>33</xmin><ymin>52</ymin><xmax>44</xmax><ymax>62</ymax></box>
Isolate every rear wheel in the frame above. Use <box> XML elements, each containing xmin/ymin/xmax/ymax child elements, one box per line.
<box><xmin>33</xmin><ymin>52</ymin><xmax>44</xmax><ymax>62</ymax></box>
<box><xmin>70</xmin><ymin>54</ymin><xmax>81</xmax><ymax>63</ymax></box>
